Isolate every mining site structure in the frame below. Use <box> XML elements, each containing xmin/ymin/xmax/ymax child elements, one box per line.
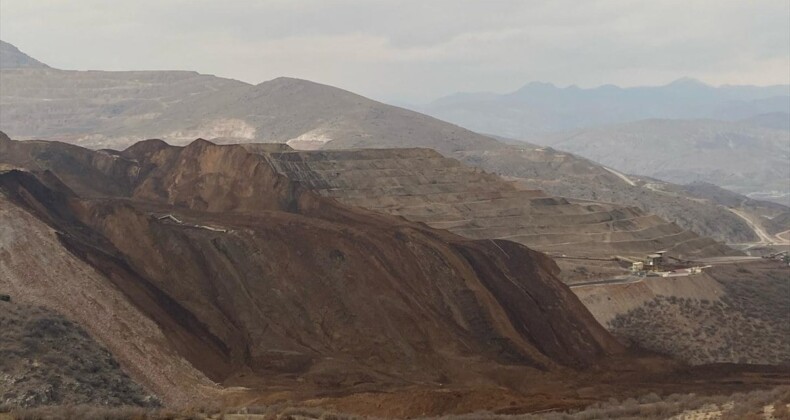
<box><xmin>644</xmin><ymin>251</ymin><xmax>666</xmax><ymax>271</ymax></box>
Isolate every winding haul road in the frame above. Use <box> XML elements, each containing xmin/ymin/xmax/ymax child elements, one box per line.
<box><xmin>603</xmin><ymin>167</ymin><xmax>636</xmax><ymax>186</ymax></box>
<box><xmin>727</xmin><ymin>208</ymin><xmax>789</xmax><ymax>246</ymax></box>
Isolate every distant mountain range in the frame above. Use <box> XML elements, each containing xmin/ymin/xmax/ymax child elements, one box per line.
<box><xmin>420</xmin><ymin>78</ymin><xmax>790</xmax><ymax>137</ymax></box>
<box><xmin>417</xmin><ymin>79</ymin><xmax>790</xmax><ymax>205</ymax></box>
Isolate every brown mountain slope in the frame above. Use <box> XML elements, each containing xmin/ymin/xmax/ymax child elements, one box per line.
<box><xmin>668</xmin><ymin>181</ymin><xmax>790</xmax><ymax>238</ymax></box>
<box><xmin>0</xmin><ymin>134</ymin><xmax>624</xmax><ymax>409</ymax></box>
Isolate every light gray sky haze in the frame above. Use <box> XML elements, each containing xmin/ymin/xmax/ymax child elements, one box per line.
<box><xmin>1</xmin><ymin>0</ymin><xmax>788</xmax><ymax>102</ymax></box>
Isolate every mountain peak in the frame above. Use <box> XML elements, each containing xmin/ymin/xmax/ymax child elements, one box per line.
<box><xmin>0</xmin><ymin>40</ymin><xmax>49</xmax><ymax>69</ymax></box>
<box><xmin>514</xmin><ymin>81</ymin><xmax>559</xmax><ymax>94</ymax></box>
<box><xmin>252</xmin><ymin>76</ymin><xmax>368</xmax><ymax>103</ymax></box>
<box><xmin>667</xmin><ymin>77</ymin><xmax>709</xmax><ymax>88</ymax></box>
<box><xmin>258</xmin><ymin>76</ymin><xmax>325</xmax><ymax>89</ymax></box>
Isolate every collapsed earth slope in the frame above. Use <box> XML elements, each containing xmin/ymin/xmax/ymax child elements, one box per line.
<box><xmin>0</xmin><ymin>133</ymin><xmax>622</xmax><ymax>410</ymax></box>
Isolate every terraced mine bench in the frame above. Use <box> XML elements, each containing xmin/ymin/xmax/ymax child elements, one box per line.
<box><xmin>264</xmin><ymin>147</ymin><xmax>737</xmax><ymax>281</ymax></box>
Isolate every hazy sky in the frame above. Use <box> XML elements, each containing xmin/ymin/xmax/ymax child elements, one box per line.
<box><xmin>1</xmin><ymin>0</ymin><xmax>788</xmax><ymax>102</ymax></box>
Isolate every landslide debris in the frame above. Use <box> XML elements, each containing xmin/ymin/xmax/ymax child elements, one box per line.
<box><xmin>0</xmin><ymin>133</ymin><xmax>623</xmax><ymax>405</ymax></box>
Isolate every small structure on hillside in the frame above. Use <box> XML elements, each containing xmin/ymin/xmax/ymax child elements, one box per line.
<box><xmin>645</xmin><ymin>253</ymin><xmax>663</xmax><ymax>270</ymax></box>
<box><xmin>630</xmin><ymin>261</ymin><xmax>644</xmax><ymax>272</ymax></box>
<box><xmin>642</xmin><ymin>251</ymin><xmax>669</xmax><ymax>271</ymax></box>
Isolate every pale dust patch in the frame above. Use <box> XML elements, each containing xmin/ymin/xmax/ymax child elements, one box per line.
<box><xmin>166</xmin><ymin>118</ymin><xmax>257</xmax><ymax>143</ymax></box>
<box><xmin>286</xmin><ymin>129</ymin><xmax>333</xmax><ymax>150</ymax></box>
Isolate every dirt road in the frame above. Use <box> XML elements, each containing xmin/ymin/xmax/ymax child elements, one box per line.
<box><xmin>727</xmin><ymin>208</ymin><xmax>788</xmax><ymax>246</ymax></box>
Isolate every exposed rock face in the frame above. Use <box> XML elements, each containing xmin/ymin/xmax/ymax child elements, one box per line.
<box><xmin>0</xmin><ymin>134</ymin><xmax>623</xmax><ymax>405</ymax></box>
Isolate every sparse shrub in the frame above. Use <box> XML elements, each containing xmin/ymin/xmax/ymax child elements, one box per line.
<box><xmin>604</xmin><ymin>270</ymin><xmax>790</xmax><ymax>366</ymax></box>
<box><xmin>637</xmin><ymin>393</ymin><xmax>661</xmax><ymax>404</ymax></box>
<box><xmin>1</xmin><ymin>303</ymin><xmax>160</xmax><ymax>411</ymax></box>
